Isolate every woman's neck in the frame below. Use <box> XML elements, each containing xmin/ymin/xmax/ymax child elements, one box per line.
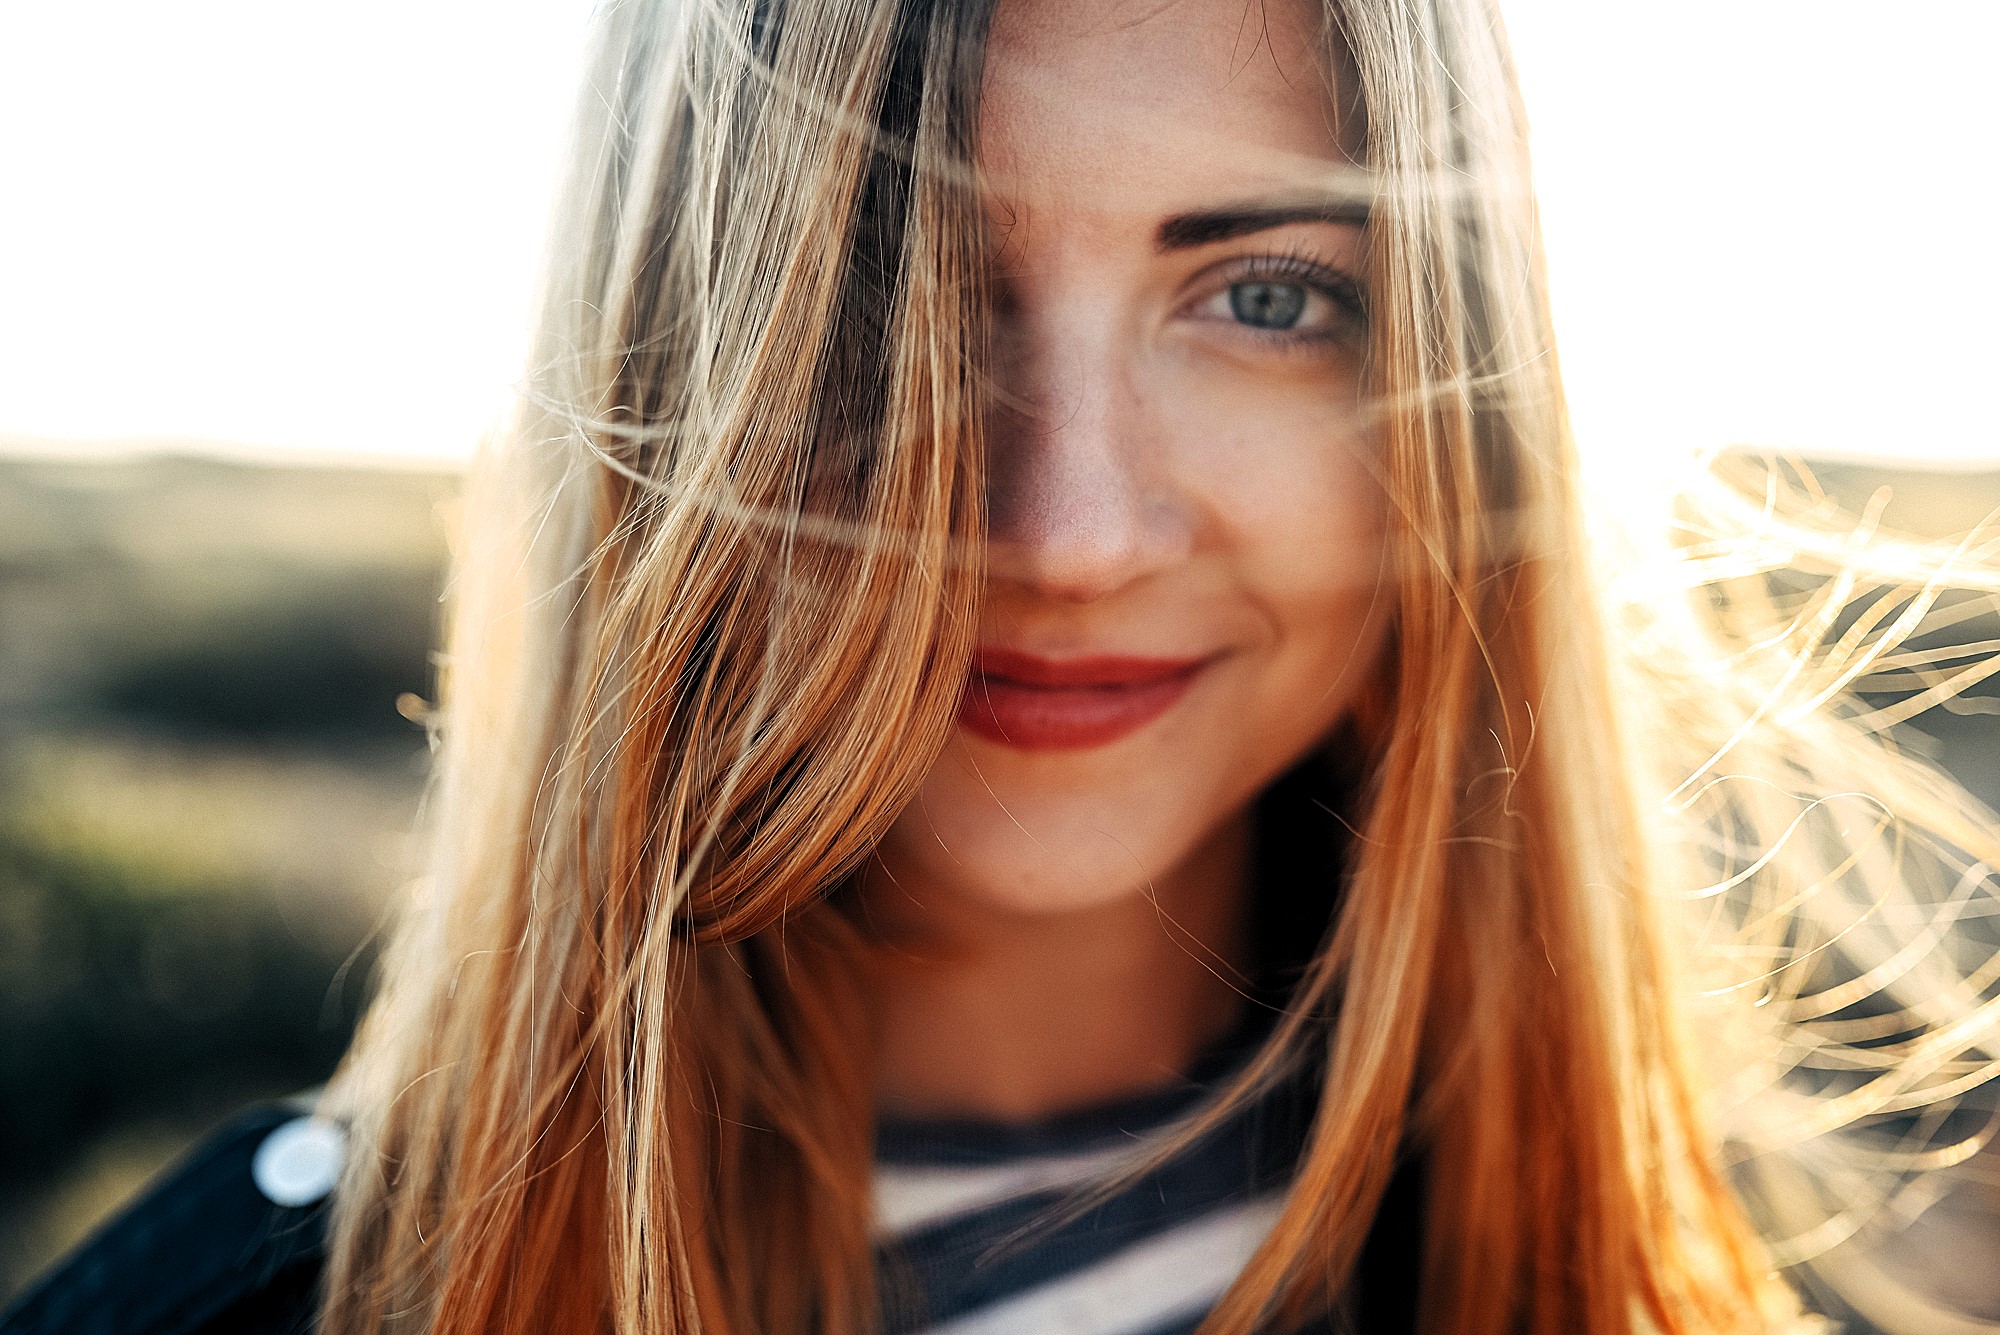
<box><xmin>861</xmin><ymin>815</ymin><xmax>1253</xmax><ymax>1123</ymax></box>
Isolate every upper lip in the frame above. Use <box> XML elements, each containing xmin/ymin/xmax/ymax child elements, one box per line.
<box><xmin>969</xmin><ymin>647</ymin><xmax>1213</xmax><ymax>688</ymax></box>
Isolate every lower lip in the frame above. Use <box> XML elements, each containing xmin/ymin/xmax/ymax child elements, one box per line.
<box><xmin>955</xmin><ymin>655</ymin><xmax>1210</xmax><ymax>751</ymax></box>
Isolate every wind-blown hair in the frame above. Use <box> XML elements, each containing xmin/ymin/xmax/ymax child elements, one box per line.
<box><xmin>317</xmin><ymin>1</ymin><xmax>2000</xmax><ymax>1332</ymax></box>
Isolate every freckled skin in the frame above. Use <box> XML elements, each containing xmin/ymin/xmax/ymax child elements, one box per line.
<box><xmin>865</xmin><ymin>0</ymin><xmax>1389</xmax><ymax>1118</ymax></box>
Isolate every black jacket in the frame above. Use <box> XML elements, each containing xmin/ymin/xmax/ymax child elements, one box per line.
<box><xmin>0</xmin><ymin>1104</ymin><xmax>331</xmax><ymax>1335</ymax></box>
<box><xmin>1</xmin><ymin>1101</ymin><xmax>1423</xmax><ymax>1335</ymax></box>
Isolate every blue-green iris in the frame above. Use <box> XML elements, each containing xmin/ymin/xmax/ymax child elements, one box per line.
<box><xmin>1228</xmin><ymin>281</ymin><xmax>1307</xmax><ymax>330</ymax></box>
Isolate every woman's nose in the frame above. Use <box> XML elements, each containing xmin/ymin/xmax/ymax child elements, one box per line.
<box><xmin>984</xmin><ymin>316</ymin><xmax>1191</xmax><ymax>604</ymax></box>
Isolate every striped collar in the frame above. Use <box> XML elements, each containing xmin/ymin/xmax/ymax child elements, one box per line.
<box><xmin>871</xmin><ymin>1012</ymin><xmax>1311</xmax><ymax>1335</ymax></box>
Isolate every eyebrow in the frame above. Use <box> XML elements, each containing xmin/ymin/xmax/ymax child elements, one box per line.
<box><xmin>1154</xmin><ymin>201</ymin><xmax>1370</xmax><ymax>253</ymax></box>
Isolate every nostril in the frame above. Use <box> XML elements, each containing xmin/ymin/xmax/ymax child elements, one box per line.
<box><xmin>1003</xmin><ymin>531</ymin><xmax>1149</xmax><ymax>605</ymax></box>
<box><xmin>986</xmin><ymin>448</ymin><xmax>1182</xmax><ymax>604</ymax></box>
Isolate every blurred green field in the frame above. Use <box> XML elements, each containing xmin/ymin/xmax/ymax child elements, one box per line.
<box><xmin>0</xmin><ymin>450</ymin><xmax>455</xmax><ymax>1297</ymax></box>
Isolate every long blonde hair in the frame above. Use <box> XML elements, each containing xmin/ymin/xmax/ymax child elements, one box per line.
<box><xmin>319</xmin><ymin>1</ymin><xmax>2000</xmax><ymax>1332</ymax></box>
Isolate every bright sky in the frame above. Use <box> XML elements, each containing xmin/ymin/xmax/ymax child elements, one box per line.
<box><xmin>1</xmin><ymin>1</ymin><xmax>1994</xmax><ymax>468</ymax></box>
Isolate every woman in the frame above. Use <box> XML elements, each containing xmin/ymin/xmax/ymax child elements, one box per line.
<box><xmin>10</xmin><ymin>0</ymin><xmax>1998</xmax><ymax>1332</ymax></box>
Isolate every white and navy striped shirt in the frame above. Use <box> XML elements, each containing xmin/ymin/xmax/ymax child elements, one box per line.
<box><xmin>869</xmin><ymin>1029</ymin><xmax>1322</xmax><ymax>1335</ymax></box>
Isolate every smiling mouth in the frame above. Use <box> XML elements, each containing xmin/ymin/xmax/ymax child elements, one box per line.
<box><xmin>956</xmin><ymin>648</ymin><xmax>1213</xmax><ymax>751</ymax></box>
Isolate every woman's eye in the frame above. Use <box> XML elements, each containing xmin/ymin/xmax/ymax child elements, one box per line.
<box><xmin>1229</xmin><ymin>281</ymin><xmax>1308</xmax><ymax>330</ymax></box>
<box><xmin>1185</xmin><ymin>267</ymin><xmax>1363</xmax><ymax>345</ymax></box>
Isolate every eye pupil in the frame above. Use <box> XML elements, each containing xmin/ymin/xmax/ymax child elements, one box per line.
<box><xmin>1229</xmin><ymin>281</ymin><xmax>1306</xmax><ymax>330</ymax></box>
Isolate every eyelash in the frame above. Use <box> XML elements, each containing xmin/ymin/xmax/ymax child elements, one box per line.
<box><xmin>1211</xmin><ymin>249</ymin><xmax>1368</xmax><ymax>349</ymax></box>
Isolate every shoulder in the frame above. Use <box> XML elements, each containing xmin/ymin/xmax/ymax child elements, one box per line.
<box><xmin>1</xmin><ymin>1102</ymin><xmax>344</xmax><ymax>1335</ymax></box>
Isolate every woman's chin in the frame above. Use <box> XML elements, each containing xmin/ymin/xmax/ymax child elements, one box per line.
<box><xmin>874</xmin><ymin>800</ymin><xmax>1201</xmax><ymax>921</ymax></box>
<box><xmin>875</xmin><ymin>756</ymin><xmax>1266</xmax><ymax>929</ymax></box>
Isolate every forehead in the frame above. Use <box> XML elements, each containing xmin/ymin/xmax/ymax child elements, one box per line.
<box><xmin>978</xmin><ymin>0</ymin><xmax>1342</xmax><ymax>222</ymax></box>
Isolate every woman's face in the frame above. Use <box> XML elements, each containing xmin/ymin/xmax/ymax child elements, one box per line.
<box><xmin>876</xmin><ymin>0</ymin><xmax>1388</xmax><ymax>917</ymax></box>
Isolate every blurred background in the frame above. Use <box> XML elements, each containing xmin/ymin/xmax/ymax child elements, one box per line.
<box><xmin>0</xmin><ymin>0</ymin><xmax>1996</xmax><ymax>1312</ymax></box>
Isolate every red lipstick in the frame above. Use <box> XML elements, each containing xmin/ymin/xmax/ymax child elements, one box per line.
<box><xmin>957</xmin><ymin>648</ymin><xmax>1211</xmax><ymax>750</ymax></box>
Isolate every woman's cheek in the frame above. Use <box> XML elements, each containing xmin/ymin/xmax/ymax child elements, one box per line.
<box><xmin>1192</xmin><ymin>391</ymin><xmax>1388</xmax><ymax>734</ymax></box>
<box><xmin>1179</xmin><ymin>382</ymin><xmax>1382</xmax><ymax>590</ymax></box>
